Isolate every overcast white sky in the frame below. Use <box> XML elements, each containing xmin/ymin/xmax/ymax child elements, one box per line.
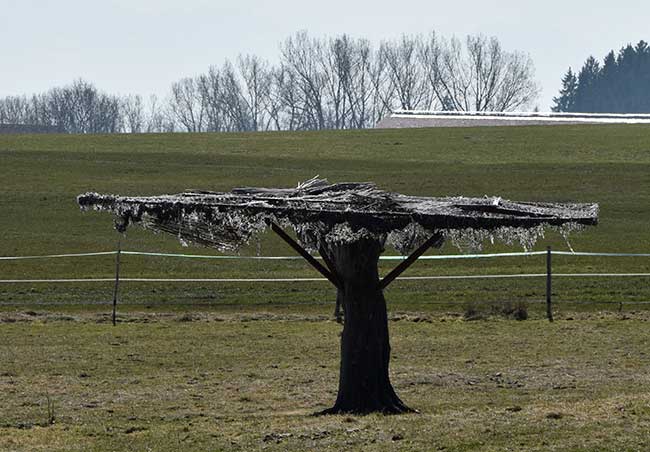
<box><xmin>2</xmin><ymin>0</ymin><xmax>648</xmax><ymax>110</ymax></box>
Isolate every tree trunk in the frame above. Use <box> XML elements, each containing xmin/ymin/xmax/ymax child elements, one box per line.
<box><xmin>320</xmin><ymin>238</ymin><xmax>413</xmax><ymax>414</ymax></box>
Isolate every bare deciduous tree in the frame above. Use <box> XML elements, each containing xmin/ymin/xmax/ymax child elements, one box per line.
<box><xmin>144</xmin><ymin>94</ymin><xmax>172</xmax><ymax>133</ymax></box>
<box><xmin>280</xmin><ymin>31</ymin><xmax>328</xmax><ymax>130</ymax></box>
<box><xmin>197</xmin><ymin>67</ymin><xmax>225</xmax><ymax>132</ymax></box>
<box><xmin>219</xmin><ymin>60</ymin><xmax>251</xmax><ymax>131</ymax></box>
<box><xmin>238</xmin><ymin>55</ymin><xmax>272</xmax><ymax>131</ymax></box>
<box><xmin>169</xmin><ymin>77</ymin><xmax>205</xmax><ymax>132</ymax></box>
<box><xmin>429</xmin><ymin>35</ymin><xmax>539</xmax><ymax>112</ymax></box>
<box><xmin>381</xmin><ymin>35</ymin><xmax>437</xmax><ymax>111</ymax></box>
<box><xmin>266</xmin><ymin>66</ymin><xmax>288</xmax><ymax>130</ymax></box>
<box><xmin>271</xmin><ymin>65</ymin><xmax>302</xmax><ymax>130</ymax></box>
<box><xmin>323</xmin><ymin>35</ymin><xmax>353</xmax><ymax>129</ymax></box>
<box><xmin>122</xmin><ymin>95</ymin><xmax>144</xmax><ymax>133</ymax></box>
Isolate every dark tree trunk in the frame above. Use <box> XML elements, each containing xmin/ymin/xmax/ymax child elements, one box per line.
<box><xmin>320</xmin><ymin>238</ymin><xmax>413</xmax><ymax>414</ymax></box>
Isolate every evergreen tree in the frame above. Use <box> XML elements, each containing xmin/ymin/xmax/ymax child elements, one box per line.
<box><xmin>553</xmin><ymin>40</ymin><xmax>650</xmax><ymax>113</ymax></box>
<box><xmin>633</xmin><ymin>41</ymin><xmax>650</xmax><ymax>112</ymax></box>
<box><xmin>574</xmin><ymin>56</ymin><xmax>600</xmax><ymax>112</ymax></box>
<box><xmin>599</xmin><ymin>51</ymin><xmax>619</xmax><ymax>111</ymax></box>
<box><xmin>551</xmin><ymin>68</ymin><xmax>578</xmax><ymax>112</ymax></box>
<box><xmin>617</xmin><ymin>44</ymin><xmax>638</xmax><ymax>112</ymax></box>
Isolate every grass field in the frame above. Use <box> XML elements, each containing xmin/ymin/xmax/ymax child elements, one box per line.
<box><xmin>1</xmin><ymin>125</ymin><xmax>650</xmax><ymax>311</ymax></box>
<box><xmin>2</xmin><ymin>313</ymin><xmax>650</xmax><ymax>451</ymax></box>
<box><xmin>2</xmin><ymin>126</ymin><xmax>650</xmax><ymax>450</ymax></box>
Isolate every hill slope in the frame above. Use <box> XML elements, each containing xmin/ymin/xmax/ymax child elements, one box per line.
<box><xmin>1</xmin><ymin>125</ymin><xmax>649</xmax><ymax>310</ymax></box>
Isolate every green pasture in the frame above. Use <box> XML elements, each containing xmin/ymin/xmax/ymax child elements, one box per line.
<box><xmin>2</xmin><ymin>314</ymin><xmax>650</xmax><ymax>451</ymax></box>
<box><xmin>1</xmin><ymin>125</ymin><xmax>650</xmax><ymax>312</ymax></box>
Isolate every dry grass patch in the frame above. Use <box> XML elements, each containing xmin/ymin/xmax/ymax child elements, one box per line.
<box><xmin>2</xmin><ymin>316</ymin><xmax>650</xmax><ymax>450</ymax></box>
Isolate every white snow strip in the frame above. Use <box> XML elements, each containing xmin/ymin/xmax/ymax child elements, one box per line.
<box><xmin>392</xmin><ymin>110</ymin><xmax>650</xmax><ymax>119</ymax></box>
<box><xmin>390</xmin><ymin>112</ymin><xmax>650</xmax><ymax>124</ymax></box>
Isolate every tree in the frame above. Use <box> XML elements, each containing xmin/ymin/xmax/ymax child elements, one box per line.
<box><xmin>346</xmin><ymin>39</ymin><xmax>387</xmax><ymax>129</ymax></box>
<box><xmin>122</xmin><ymin>95</ymin><xmax>145</xmax><ymax>133</ymax></box>
<box><xmin>145</xmin><ymin>94</ymin><xmax>174</xmax><ymax>133</ymax></box>
<box><xmin>598</xmin><ymin>51</ymin><xmax>619</xmax><ymax>112</ymax></box>
<box><xmin>428</xmin><ymin>34</ymin><xmax>539</xmax><ymax>112</ymax></box>
<box><xmin>219</xmin><ymin>61</ymin><xmax>251</xmax><ymax>131</ymax></box>
<box><xmin>553</xmin><ymin>40</ymin><xmax>650</xmax><ymax>113</ymax></box>
<box><xmin>169</xmin><ymin>77</ymin><xmax>205</xmax><ymax>132</ymax></box>
<box><xmin>574</xmin><ymin>56</ymin><xmax>601</xmax><ymax>112</ymax></box>
<box><xmin>280</xmin><ymin>31</ymin><xmax>328</xmax><ymax>130</ymax></box>
<box><xmin>322</xmin><ymin>35</ymin><xmax>352</xmax><ymax>129</ymax></box>
<box><xmin>271</xmin><ymin>65</ymin><xmax>301</xmax><ymax>130</ymax></box>
<box><xmin>237</xmin><ymin>55</ymin><xmax>272</xmax><ymax>131</ymax></box>
<box><xmin>551</xmin><ymin>68</ymin><xmax>578</xmax><ymax>112</ymax></box>
<box><xmin>196</xmin><ymin>67</ymin><xmax>226</xmax><ymax>132</ymax></box>
<box><xmin>79</xmin><ymin>178</ymin><xmax>598</xmax><ymax>414</ymax></box>
<box><xmin>0</xmin><ymin>95</ymin><xmax>31</xmax><ymax>124</ymax></box>
<box><xmin>381</xmin><ymin>35</ymin><xmax>434</xmax><ymax>111</ymax></box>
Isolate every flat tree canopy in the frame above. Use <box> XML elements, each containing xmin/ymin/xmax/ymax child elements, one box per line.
<box><xmin>77</xmin><ymin>177</ymin><xmax>598</xmax><ymax>254</ymax></box>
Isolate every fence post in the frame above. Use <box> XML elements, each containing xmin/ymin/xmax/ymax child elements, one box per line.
<box><xmin>112</xmin><ymin>238</ymin><xmax>122</xmax><ymax>326</ymax></box>
<box><xmin>546</xmin><ymin>246</ymin><xmax>554</xmax><ymax>322</ymax></box>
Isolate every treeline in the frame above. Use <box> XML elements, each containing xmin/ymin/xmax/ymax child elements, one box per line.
<box><xmin>0</xmin><ymin>81</ymin><xmax>172</xmax><ymax>134</ymax></box>
<box><xmin>553</xmin><ymin>40</ymin><xmax>650</xmax><ymax>113</ymax></box>
<box><xmin>0</xmin><ymin>31</ymin><xmax>539</xmax><ymax>134</ymax></box>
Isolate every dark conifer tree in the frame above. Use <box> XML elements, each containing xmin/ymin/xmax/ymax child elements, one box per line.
<box><xmin>551</xmin><ymin>68</ymin><xmax>578</xmax><ymax>112</ymax></box>
<box><xmin>554</xmin><ymin>40</ymin><xmax>650</xmax><ymax>113</ymax></box>
<box><xmin>633</xmin><ymin>41</ymin><xmax>650</xmax><ymax>112</ymax></box>
<box><xmin>599</xmin><ymin>51</ymin><xmax>619</xmax><ymax>111</ymax></box>
<box><xmin>617</xmin><ymin>44</ymin><xmax>638</xmax><ymax>112</ymax></box>
<box><xmin>574</xmin><ymin>56</ymin><xmax>601</xmax><ymax>112</ymax></box>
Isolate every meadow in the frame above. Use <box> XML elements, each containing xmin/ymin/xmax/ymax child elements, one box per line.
<box><xmin>2</xmin><ymin>125</ymin><xmax>650</xmax><ymax>450</ymax></box>
<box><xmin>1</xmin><ymin>125</ymin><xmax>650</xmax><ymax>311</ymax></box>
<box><xmin>2</xmin><ymin>312</ymin><xmax>650</xmax><ymax>451</ymax></box>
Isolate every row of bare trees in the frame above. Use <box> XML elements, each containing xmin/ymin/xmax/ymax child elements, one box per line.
<box><xmin>0</xmin><ymin>80</ymin><xmax>123</xmax><ymax>133</ymax></box>
<box><xmin>0</xmin><ymin>80</ymin><xmax>173</xmax><ymax>134</ymax></box>
<box><xmin>0</xmin><ymin>32</ymin><xmax>539</xmax><ymax>133</ymax></box>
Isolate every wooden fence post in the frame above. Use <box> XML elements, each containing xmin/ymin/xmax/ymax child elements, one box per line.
<box><xmin>546</xmin><ymin>246</ymin><xmax>554</xmax><ymax>322</ymax></box>
<box><xmin>112</xmin><ymin>238</ymin><xmax>122</xmax><ymax>326</ymax></box>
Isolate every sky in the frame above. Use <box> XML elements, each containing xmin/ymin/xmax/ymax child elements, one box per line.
<box><xmin>2</xmin><ymin>0</ymin><xmax>648</xmax><ymax>110</ymax></box>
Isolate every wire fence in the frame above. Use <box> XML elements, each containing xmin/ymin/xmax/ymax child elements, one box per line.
<box><xmin>2</xmin><ymin>249</ymin><xmax>650</xmax><ymax>283</ymax></box>
<box><xmin>2</xmin><ymin>248</ymin><xmax>650</xmax><ymax>321</ymax></box>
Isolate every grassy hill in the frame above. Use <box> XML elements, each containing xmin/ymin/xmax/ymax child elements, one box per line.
<box><xmin>1</xmin><ymin>125</ymin><xmax>650</xmax><ymax>312</ymax></box>
<box><xmin>3</xmin><ymin>126</ymin><xmax>650</xmax><ymax>451</ymax></box>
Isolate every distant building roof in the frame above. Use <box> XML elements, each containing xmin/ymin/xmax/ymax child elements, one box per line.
<box><xmin>376</xmin><ymin>111</ymin><xmax>650</xmax><ymax>129</ymax></box>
